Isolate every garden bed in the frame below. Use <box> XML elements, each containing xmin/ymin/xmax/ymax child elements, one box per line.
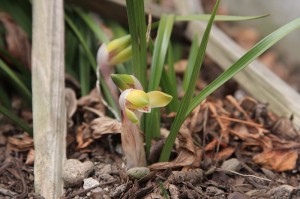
<box><xmin>1</xmin><ymin>0</ymin><xmax>300</xmax><ymax>198</ymax></box>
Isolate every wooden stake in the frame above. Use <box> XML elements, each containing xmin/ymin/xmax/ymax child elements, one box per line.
<box><xmin>32</xmin><ymin>0</ymin><xmax>66</xmax><ymax>198</ymax></box>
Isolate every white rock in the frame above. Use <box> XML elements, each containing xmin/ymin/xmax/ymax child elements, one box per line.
<box><xmin>83</xmin><ymin>177</ymin><xmax>100</xmax><ymax>189</ymax></box>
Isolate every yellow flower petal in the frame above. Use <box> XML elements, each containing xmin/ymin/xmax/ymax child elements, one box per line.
<box><xmin>147</xmin><ymin>91</ymin><xmax>173</xmax><ymax>108</ymax></box>
<box><xmin>110</xmin><ymin>46</ymin><xmax>132</xmax><ymax>65</ymax></box>
<box><xmin>111</xmin><ymin>74</ymin><xmax>132</xmax><ymax>90</ymax></box>
<box><xmin>127</xmin><ymin>101</ymin><xmax>151</xmax><ymax>113</ymax></box>
<box><xmin>125</xmin><ymin>108</ymin><xmax>139</xmax><ymax>123</ymax></box>
<box><xmin>126</xmin><ymin>90</ymin><xmax>149</xmax><ymax>109</ymax></box>
<box><xmin>107</xmin><ymin>35</ymin><xmax>131</xmax><ymax>54</ymax></box>
<box><xmin>111</xmin><ymin>74</ymin><xmax>143</xmax><ymax>91</ymax></box>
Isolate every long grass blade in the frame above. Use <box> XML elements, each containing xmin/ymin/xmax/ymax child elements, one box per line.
<box><xmin>144</xmin><ymin>14</ymin><xmax>175</xmax><ymax>156</ymax></box>
<box><xmin>65</xmin><ymin>29</ymin><xmax>79</xmax><ymax>79</ymax></box>
<box><xmin>175</xmin><ymin>14</ymin><xmax>268</xmax><ymax>22</ymax></box>
<box><xmin>65</xmin><ymin>14</ymin><xmax>96</xmax><ymax>71</ymax></box>
<box><xmin>0</xmin><ymin>58</ymin><xmax>31</xmax><ymax>102</ymax></box>
<box><xmin>183</xmin><ymin>34</ymin><xmax>199</xmax><ymax>91</ymax></box>
<box><xmin>0</xmin><ymin>83</ymin><xmax>11</xmax><ymax>108</ymax></box>
<box><xmin>73</xmin><ymin>7</ymin><xmax>109</xmax><ymax>43</ymax></box>
<box><xmin>159</xmin><ymin>0</ymin><xmax>221</xmax><ymax>162</ymax></box>
<box><xmin>148</xmin><ymin>14</ymin><xmax>175</xmax><ymax>91</ymax></box>
<box><xmin>79</xmin><ymin>45</ymin><xmax>90</xmax><ymax>96</ymax></box>
<box><xmin>161</xmin><ymin>42</ymin><xmax>179</xmax><ymax>113</ymax></box>
<box><xmin>151</xmin><ymin>14</ymin><xmax>268</xmax><ymax>29</ymax></box>
<box><xmin>186</xmin><ymin>17</ymin><xmax>300</xmax><ymax>117</ymax></box>
<box><xmin>0</xmin><ymin>105</ymin><xmax>33</xmax><ymax>136</ymax></box>
<box><xmin>125</xmin><ymin>0</ymin><xmax>147</xmax><ymax>88</ymax></box>
<box><xmin>65</xmin><ymin>14</ymin><xmax>119</xmax><ymax>116</ymax></box>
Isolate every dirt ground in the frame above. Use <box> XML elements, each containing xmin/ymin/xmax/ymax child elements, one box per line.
<box><xmin>1</xmin><ymin>57</ymin><xmax>300</xmax><ymax>198</ymax></box>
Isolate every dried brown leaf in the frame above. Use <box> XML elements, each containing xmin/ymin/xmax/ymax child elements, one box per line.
<box><xmin>7</xmin><ymin>133</ymin><xmax>33</xmax><ymax>152</ymax></box>
<box><xmin>25</xmin><ymin>148</ymin><xmax>34</xmax><ymax>165</ymax></box>
<box><xmin>149</xmin><ymin>149</ymin><xmax>195</xmax><ymax>170</ymax></box>
<box><xmin>91</xmin><ymin>117</ymin><xmax>121</xmax><ymax>139</ymax></box>
<box><xmin>173</xmin><ymin>59</ymin><xmax>188</xmax><ymax>74</ymax></box>
<box><xmin>65</xmin><ymin>88</ymin><xmax>77</xmax><ymax>119</ymax></box>
<box><xmin>230</xmin><ymin>124</ymin><xmax>272</xmax><ymax>149</ymax></box>
<box><xmin>226</xmin><ymin>95</ymin><xmax>251</xmax><ymax>121</ymax></box>
<box><xmin>271</xmin><ymin>117</ymin><xmax>299</xmax><ymax>141</ymax></box>
<box><xmin>149</xmin><ymin>121</ymin><xmax>196</xmax><ymax>170</ymax></box>
<box><xmin>65</xmin><ymin>88</ymin><xmax>77</xmax><ymax>127</ymax></box>
<box><xmin>253</xmin><ymin>149</ymin><xmax>298</xmax><ymax>171</ymax></box>
<box><xmin>77</xmin><ymin>88</ymin><xmax>105</xmax><ymax>115</ymax></box>
<box><xmin>214</xmin><ymin>147</ymin><xmax>235</xmax><ymax>161</ymax></box>
<box><xmin>0</xmin><ymin>13</ymin><xmax>31</xmax><ymax>68</ymax></box>
<box><xmin>76</xmin><ymin>124</ymin><xmax>93</xmax><ymax>149</ymax></box>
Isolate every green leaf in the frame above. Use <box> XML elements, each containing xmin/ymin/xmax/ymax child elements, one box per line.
<box><xmin>0</xmin><ymin>48</ymin><xmax>31</xmax><ymax>78</ymax></box>
<box><xmin>183</xmin><ymin>34</ymin><xmax>199</xmax><ymax>91</ymax></box>
<box><xmin>65</xmin><ymin>29</ymin><xmax>79</xmax><ymax>79</ymax></box>
<box><xmin>73</xmin><ymin>7</ymin><xmax>109</xmax><ymax>43</ymax></box>
<box><xmin>0</xmin><ymin>0</ymin><xmax>32</xmax><ymax>36</ymax></box>
<box><xmin>125</xmin><ymin>0</ymin><xmax>147</xmax><ymax>88</ymax></box>
<box><xmin>161</xmin><ymin>42</ymin><xmax>179</xmax><ymax>113</ymax></box>
<box><xmin>151</xmin><ymin>14</ymin><xmax>268</xmax><ymax>29</ymax></box>
<box><xmin>65</xmin><ymin>14</ymin><xmax>96</xmax><ymax>71</ymax></box>
<box><xmin>175</xmin><ymin>14</ymin><xmax>268</xmax><ymax>22</ymax></box>
<box><xmin>79</xmin><ymin>45</ymin><xmax>91</xmax><ymax>96</ymax></box>
<box><xmin>144</xmin><ymin>14</ymin><xmax>175</xmax><ymax>156</ymax></box>
<box><xmin>148</xmin><ymin>14</ymin><xmax>175</xmax><ymax>91</ymax></box>
<box><xmin>159</xmin><ymin>0</ymin><xmax>221</xmax><ymax>162</ymax></box>
<box><xmin>0</xmin><ymin>105</ymin><xmax>33</xmax><ymax>136</ymax></box>
<box><xmin>0</xmin><ymin>83</ymin><xmax>11</xmax><ymax>109</ymax></box>
<box><xmin>65</xmin><ymin>14</ymin><xmax>119</xmax><ymax>117</ymax></box>
<box><xmin>0</xmin><ymin>58</ymin><xmax>31</xmax><ymax>102</ymax></box>
<box><xmin>186</xmin><ymin>17</ymin><xmax>300</xmax><ymax>118</ymax></box>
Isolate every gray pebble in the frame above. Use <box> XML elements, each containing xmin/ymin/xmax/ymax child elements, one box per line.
<box><xmin>267</xmin><ymin>184</ymin><xmax>295</xmax><ymax>199</ymax></box>
<box><xmin>221</xmin><ymin>158</ymin><xmax>241</xmax><ymax>172</ymax></box>
<box><xmin>83</xmin><ymin>177</ymin><xmax>99</xmax><ymax>189</ymax></box>
<box><xmin>110</xmin><ymin>184</ymin><xmax>127</xmax><ymax>198</ymax></box>
<box><xmin>127</xmin><ymin>167</ymin><xmax>150</xmax><ymax>179</ymax></box>
<box><xmin>62</xmin><ymin>159</ymin><xmax>94</xmax><ymax>188</ymax></box>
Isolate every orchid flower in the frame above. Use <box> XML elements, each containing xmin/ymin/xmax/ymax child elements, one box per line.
<box><xmin>111</xmin><ymin>74</ymin><xmax>172</xmax><ymax>168</ymax></box>
<box><xmin>96</xmin><ymin>35</ymin><xmax>132</xmax><ymax>117</ymax></box>
<box><xmin>111</xmin><ymin>74</ymin><xmax>173</xmax><ymax>124</ymax></box>
<box><xmin>97</xmin><ymin>35</ymin><xmax>132</xmax><ymax>67</ymax></box>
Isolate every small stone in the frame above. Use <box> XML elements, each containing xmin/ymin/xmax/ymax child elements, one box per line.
<box><xmin>83</xmin><ymin>177</ymin><xmax>99</xmax><ymax>189</ymax></box>
<box><xmin>267</xmin><ymin>185</ymin><xmax>295</xmax><ymax>198</ymax></box>
<box><xmin>83</xmin><ymin>177</ymin><xmax>102</xmax><ymax>193</ymax></box>
<box><xmin>228</xmin><ymin>192</ymin><xmax>251</xmax><ymax>199</ymax></box>
<box><xmin>221</xmin><ymin>158</ymin><xmax>241</xmax><ymax>172</ymax></box>
<box><xmin>261</xmin><ymin>168</ymin><xmax>276</xmax><ymax>179</ymax></box>
<box><xmin>170</xmin><ymin>169</ymin><xmax>203</xmax><ymax>185</ymax></box>
<box><xmin>206</xmin><ymin>186</ymin><xmax>225</xmax><ymax>198</ymax></box>
<box><xmin>127</xmin><ymin>167</ymin><xmax>150</xmax><ymax>179</ymax></box>
<box><xmin>100</xmin><ymin>164</ymin><xmax>112</xmax><ymax>174</ymax></box>
<box><xmin>110</xmin><ymin>184</ymin><xmax>127</xmax><ymax>198</ymax></box>
<box><xmin>99</xmin><ymin>174</ymin><xmax>114</xmax><ymax>181</ymax></box>
<box><xmin>62</xmin><ymin>159</ymin><xmax>94</xmax><ymax>188</ymax></box>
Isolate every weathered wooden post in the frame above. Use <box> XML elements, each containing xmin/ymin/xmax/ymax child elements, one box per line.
<box><xmin>32</xmin><ymin>0</ymin><xmax>66</xmax><ymax>198</ymax></box>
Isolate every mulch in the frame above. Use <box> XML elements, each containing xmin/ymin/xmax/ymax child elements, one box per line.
<box><xmin>1</xmin><ymin>76</ymin><xmax>300</xmax><ymax>198</ymax></box>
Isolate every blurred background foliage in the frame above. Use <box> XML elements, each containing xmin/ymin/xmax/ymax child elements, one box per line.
<box><xmin>0</xmin><ymin>0</ymin><xmax>143</xmax><ymax>132</ymax></box>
